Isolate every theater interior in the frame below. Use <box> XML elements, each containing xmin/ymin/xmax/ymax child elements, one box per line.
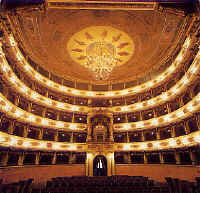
<box><xmin>0</xmin><ymin>0</ymin><xmax>200</xmax><ymax>193</ymax></box>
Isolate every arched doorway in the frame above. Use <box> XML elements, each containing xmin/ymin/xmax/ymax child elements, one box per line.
<box><xmin>93</xmin><ymin>155</ymin><xmax>107</xmax><ymax>176</ymax></box>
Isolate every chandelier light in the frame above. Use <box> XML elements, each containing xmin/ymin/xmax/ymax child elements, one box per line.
<box><xmin>85</xmin><ymin>41</ymin><xmax>118</xmax><ymax>80</ymax></box>
<box><xmin>67</xmin><ymin>26</ymin><xmax>135</xmax><ymax>80</ymax></box>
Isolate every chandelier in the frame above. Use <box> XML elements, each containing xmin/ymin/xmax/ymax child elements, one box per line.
<box><xmin>85</xmin><ymin>41</ymin><xmax>118</xmax><ymax>80</ymax></box>
<box><xmin>68</xmin><ymin>26</ymin><xmax>135</xmax><ymax>81</ymax></box>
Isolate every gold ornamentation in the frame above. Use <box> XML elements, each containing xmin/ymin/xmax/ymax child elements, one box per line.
<box><xmin>67</xmin><ymin>26</ymin><xmax>135</xmax><ymax>80</ymax></box>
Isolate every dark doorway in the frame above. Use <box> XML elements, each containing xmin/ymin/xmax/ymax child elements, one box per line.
<box><xmin>93</xmin><ymin>155</ymin><xmax>107</xmax><ymax>176</ymax></box>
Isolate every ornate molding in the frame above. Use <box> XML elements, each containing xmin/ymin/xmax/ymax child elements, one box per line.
<box><xmin>47</xmin><ymin>1</ymin><xmax>157</xmax><ymax>10</ymax></box>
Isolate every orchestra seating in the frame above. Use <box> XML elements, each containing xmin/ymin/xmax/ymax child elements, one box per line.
<box><xmin>0</xmin><ymin>176</ymin><xmax>200</xmax><ymax>193</ymax></box>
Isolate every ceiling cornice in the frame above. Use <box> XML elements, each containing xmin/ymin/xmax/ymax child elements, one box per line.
<box><xmin>47</xmin><ymin>0</ymin><xmax>158</xmax><ymax>10</ymax></box>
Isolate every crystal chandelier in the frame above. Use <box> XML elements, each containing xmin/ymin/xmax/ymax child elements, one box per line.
<box><xmin>85</xmin><ymin>41</ymin><xmax>118</xmax><ymax>80</ymax></box>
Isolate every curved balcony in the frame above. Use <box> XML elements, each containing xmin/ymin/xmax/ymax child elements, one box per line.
<box><xmin>2</xmin><ymin>30</ymin><xmax>197</xmax><ymax>98</ymax></box>
<box><xmin>0</xmin><ymin>43</ymin><xmax>200</xmax><ymax>115</ymax></box>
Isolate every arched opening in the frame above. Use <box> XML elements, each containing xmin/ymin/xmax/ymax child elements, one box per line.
<box><xmin>93</xmin><ymin>155</ymin><xmax>107</xmax><ymax>176</ymax></box>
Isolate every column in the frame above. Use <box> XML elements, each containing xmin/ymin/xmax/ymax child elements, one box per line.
<box><xmin>45</xmin><ymin>90</ymin><xmax>49</xmax><ymax>98</ymax></box>
<box><xmin>70</xmin><ymin>132</ymin><xmax>74</xmax><ymax>143</ymax></box>
<box><xmin>3</xmin><ymin>86</ymin><xmax>9</xmax><ymax>98</ymax></box>
<box><xmin>141</xmin><ymin>131</ymin><xmax>145</xmax><ymax>142</ymax></box>
<box><xmin>86</xmin><ymin>153</ymin><xmax>94</xmax><ymax>176</ymax></box>
<box><xmin>109</xmin><ymin>99</ymin><xmax>112</xmax><ymax>107</ymax></box>
<box><xmin>126</xmin><ymin>132</ymin><xmax>130</xmax><ymax>143</ymax></box>
<box><xmin>108</xmin><ymin>114</ymin><xmax>114</xmax><ymax>142</ymax></box>
<box><xmin>128</xmin><ymin>153</ymin><xmax>131</xmax><ymax>164</ymax></box>
<box><xmin>171</xmin><ymin>126</ymin><xmax>176</xmax><ymax>138</ymax></box>
<box><xmin>72</xmin><ymin>113</ymin><xmax>75</xmax><ymax>123</ymax></box>
<box><xmin>52</xmin><ymin>152</ymin><xmax>57</xmax><ymax>165</ymax></box>
<box><xmin>184</xmin><ymin>121</ymin><xmax>190</xmax><ymax>134</ymax></box>
<box><xmin>139</xmin><ymin>111</ymin><xmax>143</xmax><ymax>121</ymax></box>
<box><xmin>156</xmin><ymin>128</ymin><xmax>160</xmax><ymax>140</ymax></box>
<box><xmin>195</xmin><ymin>114</ymin><xmax>200</xmax><ymax>130</ymax></box>
<box><xmin>54</xmin><ymin>130</ymin><xmax>58</xmax><ymax>142</ymax></box>
<box><xmin>143</xmin><ymin>152</ymin><xmax>148</xmax><ymax>164</ymax></box>
<box><xmin>189</xmin><ymin>86</ymin><xmax>194</xmax><ymax>99</ymax></box>
<box><xmin>56</xmin><ymin>111</ymin><xmax>60</xmax><ymax>121</ymax></box>
<box><xmin>35</xmin><ymin>152</ymin><xmax>40</xmax><ymax>165</ymax></box>
<box><xmin>153</xmin><ymin>108</ymin><xmax>157</xmax><ymax>118</ymax></box>
<box><xmin>2</xmin><ymin>152</ymin><xmax>9</xmax><ymax>166</ymax></box>
<box><xmin>106</xmin><ymin>152</ymin><xmax>115</xmax><ymax>176</ymax></box>
<box><xmin>27</xmin><ymin>102</ymin><xmax>32</xmax><ymax>113</ymax></box>
<box><xmin>87</xmin><ymin>98</ymin><xmax>92</xmax><ymax>106</ymax></box>
<box><xmin>18</xmin><ymin>152</ymin><xmax>24</xmax><ymax>166</ymax></box>
<box><xmin>175</xmin><ymin>151</ymin><xmax>181</xmax><ymax>165</ymax></box>
<box><xmin>189</xmin><ymin>150</ymin><xmax>196</xmax><ymax>165</ymax></box>
<box><xmin>159</xmin><ymin>152</ymin><xmax>164</xmax><ymax>164</ymax></box>
<box><xmin>125</xmin><ymin>113</ymin><xmax>128</xmax><ymax>123</ymax></box>
<box><xmin>166</xmin><ymin>103</ymin><xmax>171</xmax><ymax>113</ymax></box>
<box><xmin>68</xmin><ymin>153</ymin><xmax>72</xmax><ymax>164</ymax></box>
<box><xmin>69</xmin><ymin>153</ymin><xmax>76</xmax><ymax>164</ymax></box>
<box><xmin>42</xmin><ymin>107</ymin><xmax>47</xmax><ymax>117</ymax></box>
<box><xmin>14</xmin><ymin>95</ymin><xmax>19</xmax><ymax>106</ymax></box>
<box><xmin>38</xmin><ymin>129</ymin><xmax>43</xmax><ymax>140</ymax></box>
<box><xmin>179</xmin><ymin>97</ymin><xmax>184</xmax><ymax>107</ymax></box>
<box><xmin>23</xmin><ymin>125</ymin><xmax>28</xmax><ymax>138</ymax></box>
<box><xmin>8</xmin><ymin>120</ymin><xmax>14</xmax><ymax>134</ymax></box>
<box><xmin>87</xmin><ymin>114</ymin><xmax>92</xmax><ymax>142</ymax></box>
<box><xmin>124</xmin><ymin>153</ymin><xmax>131</xmax><ymax>164</ymax></box>
<box><xmin>110</xmin><ymin>153</ymin><xmax>115</xmax><ymax>176</ymax></box>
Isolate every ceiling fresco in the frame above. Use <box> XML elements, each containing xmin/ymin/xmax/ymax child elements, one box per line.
<box><xmin>10</xmin><ymin>8</ymin><xmax>188</xmax><ymax>84</ymax></box>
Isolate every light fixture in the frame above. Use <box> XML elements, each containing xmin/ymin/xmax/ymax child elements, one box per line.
<box><xmin>9</xmin><ymin>138</ymin><xmax>18</xmax><ymax>146</ymax></box>
<box><xmin>39</xmin><ymin>142</ymin><xmax>47</xmax><ymax>149</ymax></box>
<box><xmin>168</xmin><ymin>139</ymin><xmax>177</xmax><ymax>147</ymax></box>
<box><xmin>56</xmin><ymin>102</ymin><xmax>65</xmax><ymax>109</ymax></box>
<box><xmin>194</xmin><ymin>135</ymin><xmax>200</xmax><ymax>143</ymax></box>
<box><xmin>14</xmin><ymin>110</ymin><xmax>24</xmax><ymax>117</ymax></box>
<box><xmin>182</xmin><ymin>137</ymin><xmax>189</xmax><ymax>145</ymax></box>
<box><xmin>136</xmin><ymin>123</ymin><xmax>144</xmax><ymax>128</ymax></box>
<box><xmin>56</xmin><ymin>122</ymin><xmax>64</xmax><ymax>128</ymax></box>
<box><xmin>1</xmin><ymin>65</ymin><xmax>9</xmax><ymax>73</ymax></box>
<box><xmin>164</xmin><ymin>115</ymin><xmax>172</xmax><ymax>122</ymax></box>
<box><xmin>9</xmin><ymin>75</ymin><xmax>16</xmax><ymax>84</ymax></box>
<box><xmin>41</xmin><ymin>119</ymin><xmax>49</xmax><ymax>126</ymax></box>
<box><xmin>140</xmin><ymin>143</ymin><xmax>147</xmax><ymax>150</ymax></box>
<box><xmin>176</xmin><ymin>111</ymin><xmax>185</xmax><ymax>118</ymax></box>
<box><xmin>27</xmin><ymin>115</ymin><xmax>36</xmax><ymax>122</ymax></box>
<box><xmin>153</xmin><ymin>141</ymin><xmax>160</xmax><ymax>149</ymax></box>
<box><xmin>161</xmin><ymin>93</ymin><xmax>168</xmax><ymax>100</ymax></box>
<box><xmin>0</xmin><ymin>137</ymin><xmax>6</xmax><ymax>142</ymax></box>
<box><xmin>22</xmin><ymin>141</ymin><xmax>31</xmax><ymax>148</ymax></box>
<box><xmin>68</xmin><ymin>26</ymin><xmax>134</xmax><ymax>81</ymax></box>
<box><xmin>123</xmin><ymin>144</ymin><xmax>130</xmax><ymax>150</ymax></box>
<box><xmin>123</xmin><ymin>124</ymin><xmax>130</xmax><ymax>130</ymax></box>
<box><xmin>4</xmin><ymin>104</ymin><xmax>12</xmax><ymax>111</ymax></box>
<box><xmin>151</xmin><ymin>119</ymin><xmax>159</xmax><ymax>126</ymax></box>
<box><xmin>16</xmin><ymin>52</ymin><xmax>23</xmax><ymax>61</ymax></box>
<box><xmin>85</xmin><ymin>42</ymin><xmax>118</xmax><ymax>80</ymax></box>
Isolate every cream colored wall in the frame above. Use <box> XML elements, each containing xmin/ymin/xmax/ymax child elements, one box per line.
<box><xmin>0</xmin><ymin>164</ymin><xmax>86</xmax><ymax>184</ymax></box>
<box><xmin>115</xmin><ymin>164</ymin><xmax>200</xmax><ymax>182</ymax></box>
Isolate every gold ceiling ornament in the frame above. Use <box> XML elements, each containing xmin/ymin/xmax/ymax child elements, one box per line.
<box><xmin>67</xmin><ymin>26</ymin><xmax>135</xmax><ymax>80</ymax></box>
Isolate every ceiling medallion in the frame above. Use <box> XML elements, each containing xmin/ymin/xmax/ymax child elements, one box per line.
<box><xmin>67</xmin><ymin>26</ymin><xmax>135</xmax><ymax>80</ymax></box>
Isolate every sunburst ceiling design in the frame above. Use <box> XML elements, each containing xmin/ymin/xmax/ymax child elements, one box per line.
<box><xmin>67</xmin><ymin>26</ymin><xmax>135</xmax><ymax>80</ymax></box>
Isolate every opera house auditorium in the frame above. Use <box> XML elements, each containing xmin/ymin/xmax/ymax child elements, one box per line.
<box><xmin>0</xmin><ymin>0</ymin><xmax>200</xmax><ymax>193</ymax></box>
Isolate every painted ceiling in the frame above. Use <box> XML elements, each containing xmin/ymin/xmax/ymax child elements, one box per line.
<box><xmin>10</xmin><ymin>8</ymin><xmax>188</xmax><ymax>84</ymax></box>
